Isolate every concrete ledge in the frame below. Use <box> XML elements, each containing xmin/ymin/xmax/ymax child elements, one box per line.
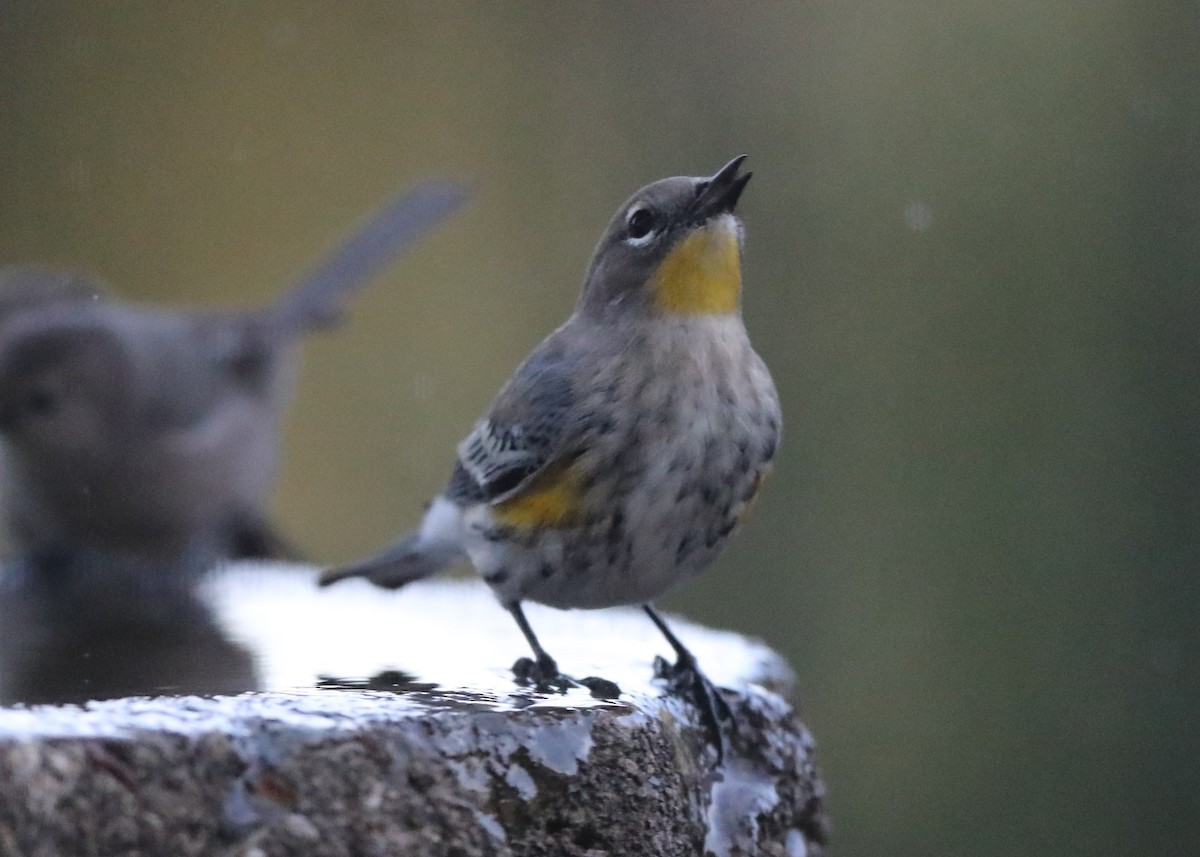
<box><xmin>0</xmin><ymin>567</ymin><xmax>829</xmax><ymax>856</ymax></box>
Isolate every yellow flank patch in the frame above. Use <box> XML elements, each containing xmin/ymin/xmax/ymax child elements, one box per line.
<box><xmin>492</xmin><ymin>463</ymin><xmax>586</xmax><ymax>529</ymax></box>
<box><xmin>651</xmin><ymin>218</ymin><xmax>742</xmax><ymax>315</ymax></box>
<box><xmin>737</xmin><ymin>466</ymin><xmax>772</xmax><ymax>525</ymax></box>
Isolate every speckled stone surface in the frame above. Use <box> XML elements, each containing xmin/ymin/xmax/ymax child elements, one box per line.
<box><xmin>0</xmin><ymin>566</ymin><xmax>829</xmax><ymax>857</ymax></box>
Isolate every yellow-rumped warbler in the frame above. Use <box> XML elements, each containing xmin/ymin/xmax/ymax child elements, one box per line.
<box><xmin>320</xmin><ymin>157</ymin><xmax>780</xmax><ymax>730</ymax></box>
<box><xmin>0</xmin><ymin>181</ymin><xmax>467</xmax><ymax>574</ymax></box>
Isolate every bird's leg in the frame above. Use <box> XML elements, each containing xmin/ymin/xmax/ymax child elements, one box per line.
<box><xmin>644</xmin><ymin>604</ymin><xmax>733</xmax><ymax>757</ymax></box>
<box><xmin>507</xmin><ymin>602</ymin><xmax>621</xmax><ymax>698</ymax></box>
<box><xmin>508</xmin><ymin>602</ymin><xmax>571</xmax><ymax>692</ymax></box>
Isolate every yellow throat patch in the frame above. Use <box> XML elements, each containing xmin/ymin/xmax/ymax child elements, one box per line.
<box><xmin>650</xmin><ymin>217</ymin><xmax>742</xmax><ymax>315</ymax></box>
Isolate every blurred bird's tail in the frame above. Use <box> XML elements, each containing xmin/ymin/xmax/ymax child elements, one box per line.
<box><xmin>269</xmin><ymin>179</ymin><xmax>470</xmax><ymax>337</ymax></box>
<box><xmin>318</xmin><ymin>497</ymin><xmax>466</xmax><ymax>590</ymax></box>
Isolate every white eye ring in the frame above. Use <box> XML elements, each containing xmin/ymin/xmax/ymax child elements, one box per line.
<box><xmin>624</xmin><ymin>206</ymin><xmax>658</xmax><ymax>247</ymax></box>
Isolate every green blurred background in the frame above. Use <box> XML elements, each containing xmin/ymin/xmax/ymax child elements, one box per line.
<box><xmin>3</xmin><ymin>2</ymin><xmax>1198</xmax><ymax>854</ymax></box>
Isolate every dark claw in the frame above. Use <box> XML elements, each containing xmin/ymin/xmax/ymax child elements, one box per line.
<box><xmin>511</xmin><ymin>655</ymin><xmax>572</xmax><ymax>693</ymax></box>
<box><xmin>512</xmin><ymin>656</ymin><xmax>537</xmax><ymax>682</ymax></box>
<box><xmin>578</xmin><ymin>676</ymin><xmax>622</xmax><ymax>699</ymax></box>
<box><xmin>654</xmin><ymin>655</ymin><xmax>733</xmax><ymax>761</ymax></box>
<box><xmin>653</xmin><ymin>654</ymin><xmax>672</xmax><ymax>681</ymax></box>
<box><xmin>512</xmin><ymin>658</ymin><xmax>620</xmax><ymax>698</ymax></box>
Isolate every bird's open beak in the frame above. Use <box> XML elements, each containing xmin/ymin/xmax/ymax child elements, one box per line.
<box><xmin>690</xmin><ymin>155</ymin><xmax>752</xmax><ymax>223</ymax></box>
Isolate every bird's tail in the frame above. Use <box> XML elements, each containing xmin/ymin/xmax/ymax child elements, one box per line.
<box><xmin>268</xmin><ymin>179</ymin><xmax>470</xmax><ymax>338</ymax></box>
<box><xmin>318</xmin><ymin>497</ymin><xmax>465</xmax><ymax>590</ymax></box>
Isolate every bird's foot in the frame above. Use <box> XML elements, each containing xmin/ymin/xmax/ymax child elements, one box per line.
<box><xmin>653</xmin><ymin>653</ymin><xmax>733</xmax><ymax>761</ymax></box>
<box><xmin>577</xmin><ymin>675</ymin><xmax>622</xmax><ymax>699</ymax></box>
<box><xmin>512</xmin><ymin>655</ymin><xmax>572</xmax><ymax>693</ymax></box>
<box><xmin>512</xmin><ymin>656</ymin><xmax>621</xmax><ymax>698</ymax></box>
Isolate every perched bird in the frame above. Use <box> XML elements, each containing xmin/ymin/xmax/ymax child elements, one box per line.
<box><xmin>320</xmin><ymin>157</ymin><xmax>780</xmax><ymax>735</ymax></box>
<box><xmin>0</xmin><ymin>180</ymin><xmax>468</xmax><ymax>578</ymax></box>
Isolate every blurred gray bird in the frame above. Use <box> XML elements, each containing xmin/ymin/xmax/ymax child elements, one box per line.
<box><xmin>320</xmin><ymin>157</ymin><xmax>780</xmax><ymax>738</ymax></box>
<box><xmin>0</xmin><ymin>180</ymin><xmax>468</xmax><ymax>577</ymax></box>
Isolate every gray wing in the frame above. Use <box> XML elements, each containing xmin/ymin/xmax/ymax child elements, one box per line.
<box><xmin>448</xmin><ymin>337</ymin><xmax>577</xmax><ymax>506</ymax></box>
<box><xmin>207</xmin><ymin>180</ymin><xmax>471</xmax><ymax>402</ymax></box>
<box><xmin>268</xmin><ymin>179</ymin><xmax>470</xmax><ymax>336</ymax></box>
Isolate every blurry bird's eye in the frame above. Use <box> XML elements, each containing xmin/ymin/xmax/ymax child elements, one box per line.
<box><xmin>626</xmin><ymin>207</ymin><xmax>657</xmax><ymax>242</ymax></box>
<box><xmin>25</xmin><ymin>387</ymin><xmax>56</xmax><ymax>418</ymax></box>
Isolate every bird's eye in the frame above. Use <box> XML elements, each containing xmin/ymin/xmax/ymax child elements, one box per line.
<box><xmin>25</xmin><ymin>387</ymin><xmax>56</xmax><ymax>418</ymax></box>
<box><xmin>626</xmin><ymin>207</ymin><xmax>657</xmax><ymax>242</ymax></box>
